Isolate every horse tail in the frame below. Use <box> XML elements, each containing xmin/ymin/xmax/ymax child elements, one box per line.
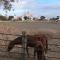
<box><xmin>45</xmin><ymin>38</ymin><xmax>48</xmax><ymax>53</ymax></box>
<box><xmin>44</xmin><ymin>35</ymin><xmax>48</xmax><ymax>53</ymax></box>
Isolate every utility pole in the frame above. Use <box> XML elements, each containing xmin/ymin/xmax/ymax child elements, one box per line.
<box><xmin>22</xmin><ymin>31</ymin><xmax>27</xmax><ymax>60</ymax></box>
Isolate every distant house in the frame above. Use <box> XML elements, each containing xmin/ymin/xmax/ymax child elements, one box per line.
<box><xmin>12</xmin><ymin>16</ymin><xmax>18</xmax><ymax>21</ymax></box>
<box><xmin>22</xmin><ymin>12</ymin><xmax>33</xmax><ymax>21</ymax></box>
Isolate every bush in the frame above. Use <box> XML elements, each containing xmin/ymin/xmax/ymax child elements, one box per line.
<box><xmin>0</xmin><ymin>15</ymin><xmax>8</xmax><ymax>21</ymax></box>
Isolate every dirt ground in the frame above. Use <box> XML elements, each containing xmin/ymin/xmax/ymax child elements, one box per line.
<box><xmin>0</xmin><ymin>21</ymin><xmax>60</xmax><ymax>60</ymax></box>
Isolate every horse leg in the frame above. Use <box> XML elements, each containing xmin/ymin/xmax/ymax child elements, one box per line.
<box><xmin>26</xmin><ymin>45</ymin><xmax>29</xmax><ymax>57</ymax></box>
<box><xmin>37</xmin><ymin>50</ymin><xmax>45</xmax><ymax>60</ymax></box>
<box><xmin>42</xmin><ymin>54</ymin><xmax>46</xmax><ymax>60</ymax></box>
<box><xmin>43</xmin><ymin>56</ymin><xmax>46</xmax><ymax>60</ymax></box>
<box><xmin>37</xmin><ymin>52</ymin><xmax>41</xmax><ymax>60</ymax></box>
<box><xmin>42</xmin><ymin>51</ymin><xmax>46</xmax><ymax>60</ymax></box>
<box><xmin>34</xmin><ymin>47</ymin><xmax>36</xmax><ymax>60</ymax></box>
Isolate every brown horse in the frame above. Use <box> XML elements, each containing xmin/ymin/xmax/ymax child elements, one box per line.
<box><xmin>26</xmin><ymin>34</ymin><xmax>48</xmax><ymax>60</ymax></box>
<box><xmin>26</xmin><ymin>34</ymin><xmax>48</xmax><ymax>54</ymax></box>
<box><xmin>7</xmin><ymin>34</ymin><xmax>48</xmax><ymax>60</ymax></box>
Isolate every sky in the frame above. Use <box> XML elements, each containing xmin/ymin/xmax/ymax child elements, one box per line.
<box><xmin>0</xmin><ymin>0</ymin><xmax>60</xmax><ymax>18</ymax></box>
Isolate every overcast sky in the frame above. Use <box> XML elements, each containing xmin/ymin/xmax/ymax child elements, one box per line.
<box><xmin>0</xmin><ymin>0</ymin><xmax>60</xmax><ymax>18</ymax></box>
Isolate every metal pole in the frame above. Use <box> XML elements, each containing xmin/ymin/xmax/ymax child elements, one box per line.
<box><xmin>22</xmin><ymin>31</ymin><xmax>27</xmax><ymax>60</ymax></box>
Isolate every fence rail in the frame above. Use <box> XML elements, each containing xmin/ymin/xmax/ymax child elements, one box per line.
<box><xmin>0</xmin><ymin>32</ymin><xmax>60</xmax><ymax>60</ymax></box>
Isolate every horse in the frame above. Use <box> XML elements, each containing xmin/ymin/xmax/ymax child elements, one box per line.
<box><xmin>7</xmin><ymin>34</ymin><xmax>48</xmax><ymax>60</ymax></box>
<box><xmin>25</xmin><ymin>34</ymin><xmax>48</xmax><ymax>54</ymax></box>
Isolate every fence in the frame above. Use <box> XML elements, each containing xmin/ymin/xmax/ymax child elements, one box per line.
<box><xmin>0</xmin><ymin>32</ymin><xmax>60</xmax><ymax>60</ymax></box>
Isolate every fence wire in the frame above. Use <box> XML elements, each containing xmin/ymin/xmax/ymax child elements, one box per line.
<box><xmin>0</xmin><ymin>33</ymin><xmax>60</xmax><ymax>60</ymax></box>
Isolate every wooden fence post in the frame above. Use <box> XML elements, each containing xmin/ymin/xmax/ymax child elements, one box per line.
<box><xmin>22</xmin><ymin>31</ymin><xmax>27</xmax><ymax>60</ymax></box>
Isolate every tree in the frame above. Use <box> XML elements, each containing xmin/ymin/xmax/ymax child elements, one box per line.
<box><xmin>40</xmin><ymin>16</ymin><xmax>45</xmax><ymax>20</ymax></box>
<box><xmin>0</xmin><ymin>0</ymin><xmax>16</xmax><ymax>16</ymax></box>
<box><xmin>56</xmin><ymin>16</ymin><xmax>59</xmax><ymax>19</ymax></box>
<box><xmin>0</xmin><ymin>0</ymin><xmax>15</xmax><ymax>11</ymax></box>
<box><xmin>8</xmin><ymin>16</ymin><xmax>14</xmax><ymax>20</ymax></box>
<box><xmin>24</xmin><ymin>16</ymin><xmax>28</xmax><ymax>20</ymax></box>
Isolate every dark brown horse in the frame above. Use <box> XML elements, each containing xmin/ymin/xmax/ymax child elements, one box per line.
<box><xmin>7</xmin><ymin>34</ymin><xmax>48</xmax><ymax>60</ymax></box>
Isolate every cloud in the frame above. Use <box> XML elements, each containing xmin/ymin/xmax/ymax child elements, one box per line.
<box><xmin>11</xmin><ymin>0</ymin><xmax>60</xmax><ymax>17</ymax></box>
<box><xmin>12</xmin><ymin>0</ymin><xmax>38</xmax><ymax>9</ymax></box>
<box><xmin>41</xmin><ymin>3</ymin><xmax>60</xmax><ymax>9</ymax></box>
<box><xmin>11</xmin><ymin>0</ymin><xmax>28</xmax><ymax>8</ymax></box>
